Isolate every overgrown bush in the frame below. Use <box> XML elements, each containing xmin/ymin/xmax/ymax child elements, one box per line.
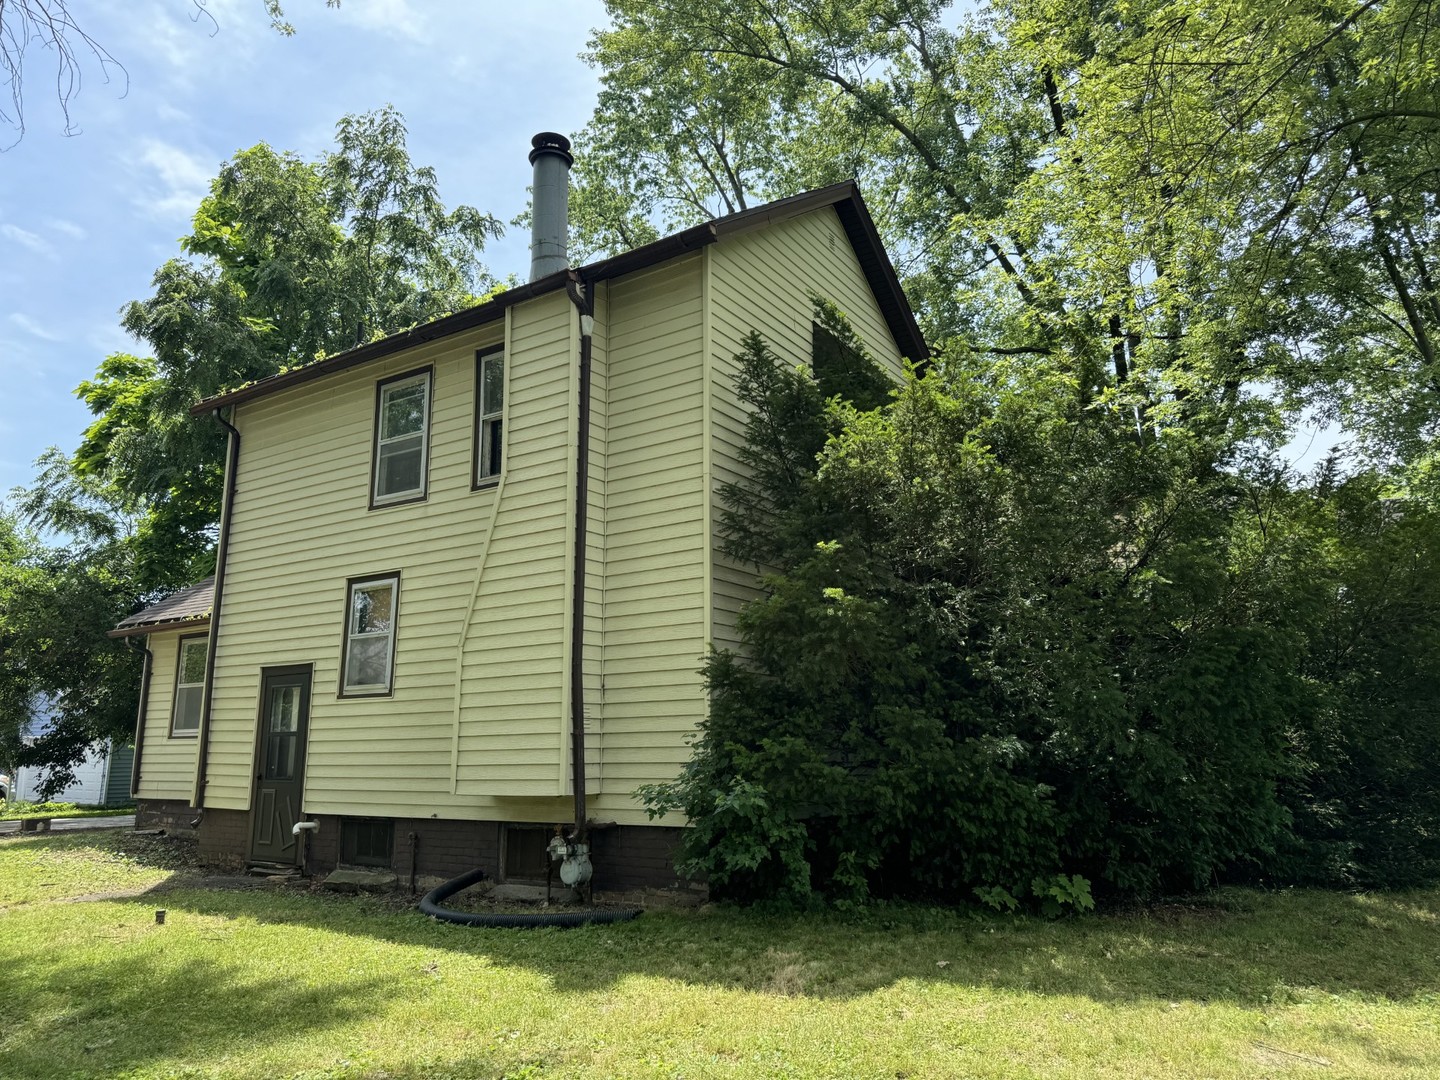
<box><xmin>641</xmin><ymin>319</ymin><xmax>1440</xmax><ymax>906</ymax></box>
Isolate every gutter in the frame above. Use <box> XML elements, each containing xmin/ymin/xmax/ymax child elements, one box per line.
<box><xmin>123</xmin><ymin>636</ymin><xmax>154</xmax><ymax>797</ymax></box>
<box><xmin>565</xmin><ymin>271</ymin><xmax>595</xmax><ymax>840</ymax></box>
<box><xmin>193</xmin><ymin>406</ymin><xmax>241</xmax><ymax>809</ymax></box>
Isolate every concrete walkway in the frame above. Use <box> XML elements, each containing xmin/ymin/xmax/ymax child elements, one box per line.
<box><xmin>0</xmin><ymin>814</ymin><xmax>135</xmax><ymax>835</ymax></box>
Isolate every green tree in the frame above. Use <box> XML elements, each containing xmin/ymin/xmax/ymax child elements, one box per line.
<box><xmin>60</xmin><ymin>105</ymin><xmax>501</xmax><ymax>590</ymax></box>
<box><xmin>0</xmin><ymin>489</ymin><xmax>142</xmax><ymax>799</ymax></box>
<box><xmin>649</xmin><ymin>319</ymin><xmax>1440</xmax><ymax>905</ymax></box>
<box><xmin>580</xmin><ymin>0</ymin><xmax>1440</xmax><ymax>456</ymax></box>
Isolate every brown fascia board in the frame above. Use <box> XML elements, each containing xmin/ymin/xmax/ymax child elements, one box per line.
<box><xmin>107</xmin><ymin>616</ymin><xmax>212</xmax><ymax>640</ymax></box>
<box><xmin>189</xmin><ymin>181</ymin><xmax>925</xmax><ymax>416</ymax></box>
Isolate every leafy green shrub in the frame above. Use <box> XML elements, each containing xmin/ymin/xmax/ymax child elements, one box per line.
<box><xmin>644</xmin><ymin>316</ymin><xmax>1440</xmax><ymax>906</ymax></box>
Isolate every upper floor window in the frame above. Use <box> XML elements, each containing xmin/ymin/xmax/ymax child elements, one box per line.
<box><xmin>172</xmin><ymin>634</ymin><xmax>208</xmax><ymax>736</ymax></box>
<box><xmin>341</xmin><ymin>574</ymin><xmax>399</xmax><ymax>696</ymax></box>
<box><xmin>372</xmin><ymin>369</ymin><xmax>431</xmax><ymax>507</ymax></box>
<box><xmin>474</xmin><ymin>348</ymin><xmax>504</xmax><ymax>486</ymax></box>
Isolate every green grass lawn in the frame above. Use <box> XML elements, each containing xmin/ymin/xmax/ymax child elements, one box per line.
<box><xmin>0</xmin><ymin>800</ymin><xmax>136</xmax><ymax>821</ymax></box>
<box><xmin>1</xmin><ymin>832</ymin><xmax>1437</xmax><ymax>1079</ymax></box>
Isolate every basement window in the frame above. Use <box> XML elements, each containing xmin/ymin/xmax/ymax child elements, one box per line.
<box><xmin>341</xmin><ymin>818</ymin><xmax>394</xmax><ymax>868</ymax></box>
<box><xmin>502</xmin><ymin>825</ymin><xmax>551</xmax><ymax>882</ymax></box>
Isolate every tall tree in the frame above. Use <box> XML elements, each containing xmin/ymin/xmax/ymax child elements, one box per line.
<box><xmin>1</xmin><ymin>474</ymin><xmax>143</xmax><ymax>798</ymax></box>
<box><xmin>578</xmin><ymin>0</ymin><xmax>1440</xmax><ymax>457</ymax></box>
<box><xmin>59</xmin><ymin>105</ymin><xmax>501</xmax><ymax>589</ymax></box>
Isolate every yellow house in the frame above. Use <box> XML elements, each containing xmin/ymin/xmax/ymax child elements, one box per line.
<box><xmin>113</xmin><ymin>134</ymin><xmax>926</xmax><ymax>890</ymax></box>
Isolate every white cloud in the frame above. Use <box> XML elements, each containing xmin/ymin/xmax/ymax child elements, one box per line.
<box><xmin>48</xmin><ymin>219</ymin><xmax>88</xmax><ymax>241</ymax></box>
<box><xmin>9</xmin><ymin>313</ymin><xmax>62</xmax><ymax>342</ymax></box>
<box><xmin>132</xmin><ymin>138</ymin><xmax>216</xmax><ymax>219</ymax></box>
<box><xmin>342</xmin><ymin>0</ymin><xmax>431</xmax><ymax>43</ymax></box>
<box><xmin>1</xmin><ymin>224</ymin><xmax>58</xmax><ymax>261</ymax></box>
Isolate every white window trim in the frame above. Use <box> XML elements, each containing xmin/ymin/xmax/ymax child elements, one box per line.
<box><xmin>372</xmin><ymin>369</ymin><xmax>432</xmax><ymax>507</ymax></box>
<box><xmin>171</xmin><ymin>634</ymin><xmax>208</xmax><ymax>737</ymax></box>
<box><xmin>475</xmin><ymin>349</ymin><xmax>504</xmax><ymax>484</ymax></box>
<box><xmin>341</xmin><ymin>574</ymin><xmax>400</xmax><ymax>697</ymax></box>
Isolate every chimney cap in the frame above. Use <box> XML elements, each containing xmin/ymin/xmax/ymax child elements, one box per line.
<box><xmin>529</xmin><ymin>132</ymin><xmax>573</xmax><ymax>167</ymax></box>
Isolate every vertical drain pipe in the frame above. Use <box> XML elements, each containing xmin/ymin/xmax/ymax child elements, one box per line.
<box><xmin>565</xmin><ymin>274</ymin><xmax>594</xmax><ymax>840</ymax></box>
<box><xmin>528</xmin><ymin>131</ymin><xmax>591</xmax><ymax>843</ymax></box>
<box><xmin>123</xmin><ymin>636</ymin><xmax>154</xmax><ymax>797</ymax></box>
<box><xmin>194</xmin><ymin>406</ymin><xmax>240</xmax><ymax>810</ymax></box>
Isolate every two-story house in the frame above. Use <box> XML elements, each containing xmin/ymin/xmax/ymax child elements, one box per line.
<box><xmin>111</xmin><ymin>133</ymin><xmax>926</xmax><ymax>892</ymax></box>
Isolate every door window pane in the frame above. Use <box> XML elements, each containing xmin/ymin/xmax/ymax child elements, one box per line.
<box><xmin>265</xmin><ymin>733</ymin><xmax>296</xmax><ymax>781</ymax></box>
<box><xmin>270</xmin><ymin>686</ymin><xmax>298</xmax><ymax>732</ymax></box>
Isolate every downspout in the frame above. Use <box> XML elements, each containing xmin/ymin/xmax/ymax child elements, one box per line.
<box><xmin>194</xmin><ymin>406</ymin><xmax>240</xmax><ymax>810</ymax></box>
<box><xmin>565</xmin><ymin>273</ymin><xmax>594</xmax><ymax>841</ymax></box>
<box><xmin>123</xmin><ymin>636</ymin><xmax>153</xmax><ymax>797</ymax></box>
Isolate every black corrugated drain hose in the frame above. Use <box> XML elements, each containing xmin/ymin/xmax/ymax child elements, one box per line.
<box><xmin>418</xmin><ymin>867</ymin><xmax>642</xmax><ymax>929</ymax></box>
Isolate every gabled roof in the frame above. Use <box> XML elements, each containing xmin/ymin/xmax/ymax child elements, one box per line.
<box><xmin>190</xmin><ymin>181</ymin><xmax>927</xmax><ymax>416</ymax></box>
<box><xmin>109</xmin><ymin>576</ymin><xmax>214</xmax><ymax>638</ymax></box>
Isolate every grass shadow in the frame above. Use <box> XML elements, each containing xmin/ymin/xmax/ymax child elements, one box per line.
<box><xmin>129</xmin><ymin>875</ymin><xmax>1440</xmax><ymax>1006</ymax></box>
<box><xmin>0</xmin><ymin>942</ymin><xmax>388</xmax><ymax>1078</ymax></box>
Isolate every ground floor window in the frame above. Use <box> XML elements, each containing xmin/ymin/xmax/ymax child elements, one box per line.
<box><xmin>171</xmin><ymin>635</ymin><xmax>208</xmax><ymax>735</ymax></box>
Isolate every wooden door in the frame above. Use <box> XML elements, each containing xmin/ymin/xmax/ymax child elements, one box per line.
<box><xmin>249</xmin><ymin>667</ymin><xmax>311</xmax><ymax>865</ymax></box>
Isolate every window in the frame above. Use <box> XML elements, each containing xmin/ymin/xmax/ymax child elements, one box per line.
<box><xmin>502</xmin><ymin>825</ymin><xmax>551</xmax><ymax>882</ymax></box>
<box><xmin>172</xmin><ymin>635</ymin><xmax>208</xmax><ymax>735</ymax></box>
<box><xmin>811</xmin><ymin>320</ymin><xmax>892</xmax><ymax>411</ymax></box>
<box><xmin>372</xmin><ymin>369</ymin><xmax>431</xmax><ymax>506</ymax></box>
<box><xmin>341</xmin><ymin>818</ymin><xmax>394</xmax><ymax>868</ymax></box>
<box><xmin>341</xmin><ymin>575</ymin><xmax>399</xmax><ymax>696</ymax></box>
<box><xmin>474</xmin><ymin>348</ymin><xmax>504</xmax><ymax>485</ymax></box>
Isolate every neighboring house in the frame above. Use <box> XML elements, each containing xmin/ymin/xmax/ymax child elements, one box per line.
<box><xmin>111</xmin><ymin>134</ymin><xmax>926</xmax><ymax>889</ymax></box>
<box><xmin>10</xmin><ymin>695</ymin><xmax>135</xmax><ymax>807</ymax></box>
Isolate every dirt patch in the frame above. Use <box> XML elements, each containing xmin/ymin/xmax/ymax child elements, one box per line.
<box><xmin>111</xmin><ymin>831</ymin><xmax>208</xmax><ymax>875</ymax></box>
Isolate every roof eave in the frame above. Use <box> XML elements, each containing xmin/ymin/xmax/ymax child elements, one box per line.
<box><xmin>108</xmin><ymin>615</ymin><xmax>212</xmax><ymax>640</ymax></box>
<box><xmin>188</xmin><ymin>180</ymin><xmax>925</xmax><ymax>414</ymax></box>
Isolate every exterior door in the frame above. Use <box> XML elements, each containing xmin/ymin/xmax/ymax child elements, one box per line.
<box><xmin>249</xmin><ymin>667</ymin><xmax>311</xmax><ymax>865</ymax></box>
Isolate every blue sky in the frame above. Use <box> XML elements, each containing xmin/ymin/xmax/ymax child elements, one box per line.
<box><xmin>0</xmin><ymin>0</ymin><xmax>601</xmax><ymax>498</ymax></box>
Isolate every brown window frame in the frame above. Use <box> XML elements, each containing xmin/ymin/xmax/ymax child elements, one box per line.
<box><xmin>170</xmin><ymin>632</ymin><xmax>209</xmax><ymax>738</ymax></box>
<box><xmin>472</xmin><ymin>346</ymin><xmax>505</xmax><ymax>490</ymax></box>
<box><xmin>369</xmin><ymin>366</ymin><xmax>434</xmax><ymax>511</ymax></box>
<box><xmin>338</xmin><ymin>571</ymin><xmax>402</xmax><ymax>699</ymax></box>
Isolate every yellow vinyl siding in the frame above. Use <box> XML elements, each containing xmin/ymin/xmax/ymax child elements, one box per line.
<box><xmin>454</xmin><ymin>291</ymin><xmax>573</xmax><ymax>796</ymax></box>
<box><xmin>707</xmin><ymin>207</ymin><xmax>908</xmax><ymax>653</ymax></box>
<box><xmin>597</xmin><ymin>254</ymin><xmax>708</xmax><ymax>805</ymax></box>
<box><xmin>196</xmin><ymin>203</ymin><xmax>904</xmax><ymax>831</ymax></box>
<box><xmin>134</xmin><ymin>627</ymin><xmax>201</xmax><ymax>800</ymax></box>
<box><xmin>206</xmin><ymin>323</ymin><xmax>510</xmax><ymax>817</ymax></box>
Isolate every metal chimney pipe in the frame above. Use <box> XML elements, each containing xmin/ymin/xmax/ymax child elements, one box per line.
<box><xmin>529</xmin><ymin>132</ymin><xmax>573</xmax><ymax>281</ymax></box>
